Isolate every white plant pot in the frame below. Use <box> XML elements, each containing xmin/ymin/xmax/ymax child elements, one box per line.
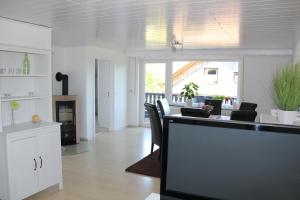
<box><xmin>277</xmin><ymin>110</ymin><xmax>297</xmax><ymax>124</ymax></box>
<box><xmin>186</xmin><ymin>99</ymin><xmax>193</xmax><ymax>108</ymax></box>
<box><xmin>270</xmin><ymin>109</ymin><xmax>278</xmax><ymax>117</ymax></box>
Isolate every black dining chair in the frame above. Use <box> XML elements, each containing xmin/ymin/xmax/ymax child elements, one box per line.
<box><xmin>239</xmin><ymin>102</ymin><xmax>257</xmax><ymax>111</ymax></box>
<box><xmin>204</xmin><ymin>99</ymin><xmax>222</xmax><ymax>115</ymax></box>
<box><xmin>144</xmin><ymin>103</ymin><xmax>162</xmax><ymax>159</ymax></box>
<box><xmin>230</xmin><ymin>110</ymin><xmax>257</xmax><ymax>122</ymax></box>
<box><xmin>181</xmin><ymin>107</ymin><xmax>210</xmax><ymax>118</ymax></box>
<box><xmin>157</xmin><ymin>98</ymin><xmax>171</xmax><ymax>117</ymax></box>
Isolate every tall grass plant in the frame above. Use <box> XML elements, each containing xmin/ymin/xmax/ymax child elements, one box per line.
<box><xmin>274</xmin><ymin>63</ymin><xmax>300</xmax><ymax>111</ymax></box>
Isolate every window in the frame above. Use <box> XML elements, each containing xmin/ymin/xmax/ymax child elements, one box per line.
<box><xmin>204</xmin><ymin>68</ymin><xmax>218</xmax><ymax>84</ymax></box>
<box><xmin>205</xmin><ymin>68</ymin><xmax>217</xmax><ymax>75</ymax></box>
<box><xmin>233</xmin><ymin>72</ymin><xmax>238</xmax><ymax>83</ymax></box>
<box><xmin>145</xmin><ymin>63</ymin><xmax>166</xmax><ymax>96</ymax></box>
<box><xmin>144</xmin><ymin>63</ymin><xmax>166</xmax><ymax>120</ymax></box>
<box><xmin>172</xmin><ymin>61</ymin><xmax>238</xmax><ymax>104</ymax></box>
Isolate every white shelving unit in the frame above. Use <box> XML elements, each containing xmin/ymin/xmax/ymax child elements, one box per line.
<box><xmin>0</xmin><ymin>50</ymin><xmax>52</xmax><ymax>128</ymax></box>
<box><xmin>1</xmin><ymin>95</ymin><xmax>49</xmax><ymax>102</ymax></box>
<box><xmin>0</xmin><ymin>74</ymin><xmax>48</xmax><ymax>77</ymax></box>
<box><xmin>0</xmin><ymin>98</ymin><xmax>2</xmax><ymax>132</ymax></box>
<box><xmin>0</xmin><ymin>20</ymin><xmax>52</xmax><ymax>131</ymax></box>
<box><xmin>0</xmin><ymin>18</ymin><xmax>62</xmax><ymax>200</ymax></box>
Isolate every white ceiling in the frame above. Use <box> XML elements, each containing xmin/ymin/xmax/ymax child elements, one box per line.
<box><xmin>0</xmin><ymin>0</ymin><xmax>300</xmax><ymax>50</ymax></box>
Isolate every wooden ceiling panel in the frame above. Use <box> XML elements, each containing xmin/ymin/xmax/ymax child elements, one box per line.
<box><xmin>0</xmin><ymin>0</ymin><xmax>299</xmax><ymax>50</ymax></box>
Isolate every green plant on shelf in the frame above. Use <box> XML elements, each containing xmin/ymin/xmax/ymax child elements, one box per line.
<box><xmin>212</xmin><ymin>95</ymin><xmax>225</xmax><ymax>101</ymax></box>
<box><xmin>180</xmin><ymin>82</ymin><xmax>199</xmax><ymax>99</ymax></box>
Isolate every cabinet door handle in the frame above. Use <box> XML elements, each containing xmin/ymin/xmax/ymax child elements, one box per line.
<box><xmin>33</xmin><ymin>158</ymin><xmax>37</xmax><ymax>171</ymax></box>
<box><xmin>39</xmin><ymin>156</ymin><xmax>43</xmax><ymax>168</ymax></box>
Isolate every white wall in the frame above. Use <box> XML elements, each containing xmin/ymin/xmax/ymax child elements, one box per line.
<box><xmin>294</xmin><ymin>37</ymin><xmax>300</xmax><ymax>64</ymax></box>
<box><xmin>56</xmin><ymin>46</ymin><xmax>90</xmax><ymax>140</ymax></box>
<box><xmin>52</xmin><ymin>46</ymin><xmax>127</xmax><ymax>140</ymax></box>
<box><xmin>243</xmin><ymin>56</ymin><xmax>292</xmax><ymax>117</ymax></box>
<box><xmin>127</xmin><ymin>57</ymin><xmax>140</xmax><ymax>126</ymax></box>
<box><xmin>294</xmin><ymin>22</ymin><xmax>300</xmax><ymax>64</ymax></box>
<box><xmin>52</xmin><ymin>46</ymin><xmax>66</xmax><ymax>95</ymax></box>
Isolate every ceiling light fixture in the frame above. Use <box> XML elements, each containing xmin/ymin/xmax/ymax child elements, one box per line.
<box><xmin>171</xmin><ymin>39</ymin><xmax>183</xmax><ymax>52</ymax></box>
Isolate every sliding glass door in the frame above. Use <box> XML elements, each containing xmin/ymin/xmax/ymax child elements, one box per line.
<box><xmin>140</xmin><ymin>59</ymin><xmax>241</xmax><ymax>125</ymax></box>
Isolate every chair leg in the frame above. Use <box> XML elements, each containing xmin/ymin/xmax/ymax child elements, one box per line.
<box><xmin>158</xmin><ymin>148</ymin><xmax>161</xmax><ymax>160</ymax></box>
<box><xmin>150</xmin><ymin>142</ymin><xmax>154</xmax><ymax>156</ymax></box>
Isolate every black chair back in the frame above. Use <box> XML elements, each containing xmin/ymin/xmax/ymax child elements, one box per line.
<box><xmin>230</xmin><ymin>110</ymin><xmax>257</xmax><ymax>122</ymax></box>
<box><xmin>205</xmin><ymin>99</ymin><xmax>222</xmax><ymax>115</ymax></box>
<box><xmin>239</xmin><ymin>102</ymin><xmax>257</xmax><ymax>111</ymax></box>
<box><xmin>181</xmin><ymin>108</ymin><xmax>210</xmax><ymax>118</ymax></box>
<box><xmin>157</xmin><ymin>98</ymin><xmax>170</xmax><ymax>117</ymax></box>
<box><xmin>144</xmin><ymin>103</ymin><xmax>162</xmax><ymax>147</ymax></box>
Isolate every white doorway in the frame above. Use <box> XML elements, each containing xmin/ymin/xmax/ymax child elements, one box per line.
<box><xmin>95</xmin><ymin>59</ymin><xmax>114</xmax><ymax>132</ymax></box>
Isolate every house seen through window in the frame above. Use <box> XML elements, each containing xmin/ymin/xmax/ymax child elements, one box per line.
<box><xmin>144</xmin><ymin>61</ymin><xmax>239</xmax><ymax>107</ymax></box>
<box><xmin>172</xmin><ymin>61</ymin><xmax>238</xmax><ymax>104</ymax></box>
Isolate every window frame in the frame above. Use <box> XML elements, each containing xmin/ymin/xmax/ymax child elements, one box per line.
<box><xmin>139</xmin><ymin>58</ymin><xmax>244</xmax><ymax>126</ymax></box>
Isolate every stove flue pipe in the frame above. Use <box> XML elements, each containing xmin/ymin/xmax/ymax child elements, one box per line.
<box><xmin>55</xmin><ymin>72</ymin><xmax>69</xmax><ymax>95</ymax></box>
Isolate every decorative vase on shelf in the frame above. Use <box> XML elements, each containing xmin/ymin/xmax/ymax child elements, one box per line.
<box><xmin>23</xmin><ymin>52</ymin><xmax>30</xmax><ymax>75</ymax></box>
<box><xmin>10</xmin><ymin>100</ymin><xmax>20</xmax><ymax>126</ymax></box>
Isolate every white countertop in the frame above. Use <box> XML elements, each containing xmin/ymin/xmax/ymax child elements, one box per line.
<box><xmin>0</xmin><ymin>121</ymin><xmax>61</xmax><ymax>135</ymax></box>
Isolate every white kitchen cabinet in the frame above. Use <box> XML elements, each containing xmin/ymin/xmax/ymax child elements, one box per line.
<box><xmin>0</xmin><ymin>122</ymin><xmax>62</xmax><ymax>200</ymax></box>
<box><xmin>8</xmin><ymin>135</ymin><xmax>38</xmax><ymax>200</ymax></box>
<box><xmin>36</xmin><ymin>130</ymin><xmax>61</xmax><ymax>191</ymax></box>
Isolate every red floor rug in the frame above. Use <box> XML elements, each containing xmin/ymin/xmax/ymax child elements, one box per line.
<box><xmin>125</xmin><ymin>150</ymin><xmax>161</xmax><ymax>178</ymax></box>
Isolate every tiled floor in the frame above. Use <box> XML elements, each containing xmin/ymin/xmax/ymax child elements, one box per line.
<box><xmin>61</xmin><ymin>140</ymin><xmax>96</xmax><ymax>156</ymax></box>
<box><xmin>95</xmin><ymin>117</ymin><xmax>109</xmax><ymax>133</ymax></box>
<box><xmin>27</xmin><ymin>127</ymin><xmax>160</xmax><ymax>200</ymax></box>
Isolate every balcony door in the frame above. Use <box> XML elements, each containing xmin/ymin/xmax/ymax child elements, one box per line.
<box><xmin>141</xmin><ymin>62</ymin><xmax>166</xmax><ymax>124</ymax></box>
<box><xmin>139</xmin><ymin>60</ymin><xmax>241</xmax><ymax>125</ymax></box>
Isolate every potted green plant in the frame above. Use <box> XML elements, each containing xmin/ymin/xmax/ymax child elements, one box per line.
<box><xmin>180</xmin><ymin>82</ymin><xmax>199</xmax><ymax>107</ymax></box>
<box><xmin>274</xmin><ymin>63</ymin><xmax>300</xmax><ymax>124</ymax></box>
<box><xmin>212</xmin><ymin>95</ymin><xmax>225</xmax><ymax>101</ymax></box>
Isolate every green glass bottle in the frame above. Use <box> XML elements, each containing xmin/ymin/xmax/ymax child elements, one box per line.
<box><xmin>23</xmin><ymin>53</ymin><xmax>30</xmax><ymax>75</ymax></box>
